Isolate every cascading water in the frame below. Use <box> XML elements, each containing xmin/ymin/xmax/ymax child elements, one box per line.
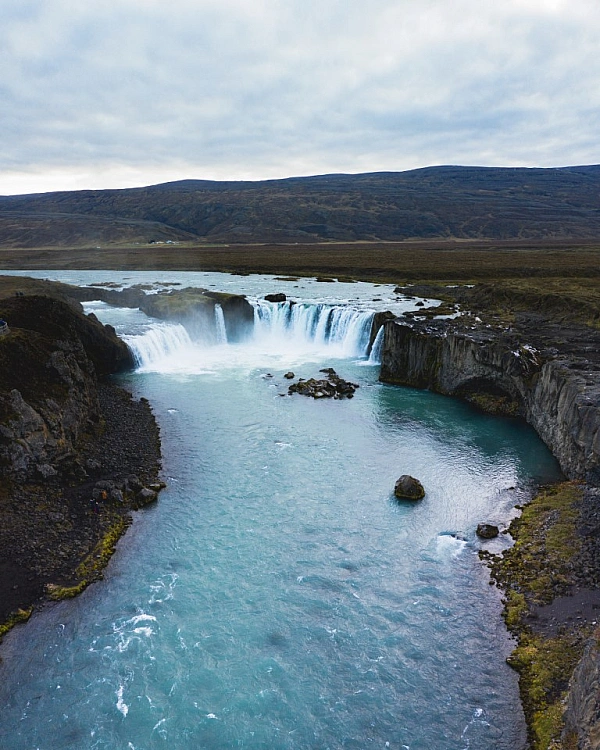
<box><xmin>367</xmin><ymin>324</ymin><xmax>385</xmax><ymax>365</ymax></box>
<box><xmin>123</xmin><ymin>322</ymin><xmax>194</xmax><ymax>369</ymax></box>
<box><xmin>123</xmin><ymin>300</ymin><xmax>379</xmax><ymax>372</ymax></box>
<box><xmin>214</xmin><ymin>304</ymin><xmax>228</xmax><ymax>344</ymax></box>
<box><xmin>253</xmin><ymin>300</ymin><xmax>375</xmax><ymax>358</ymax></box>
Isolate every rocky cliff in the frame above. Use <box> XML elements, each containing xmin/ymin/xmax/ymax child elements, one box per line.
<box><xmin>379</xmin><ymin>315</ymin><xmax>600</xmax><ymax>748</ymax></box>
<box><xmin>0</xmin><ymin>292</ymin><xmax>162</xmax><ymax>635</ymax></box>
<box><xmin>379</xmin><ymin>319</ymin><xmax>600</xmax><ymax>483</ymax></box>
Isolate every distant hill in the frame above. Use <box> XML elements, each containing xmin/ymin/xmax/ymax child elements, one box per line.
<box><xmin>1</xmin><ymin>165</ymin><xmax>600</xmax><ymax>247</ymax></box>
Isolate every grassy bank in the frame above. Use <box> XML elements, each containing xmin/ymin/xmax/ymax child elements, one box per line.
<box><xmin>486</xmin><ymin>482</ymin><xmax>594</xmax><ymax>749</ymax></box>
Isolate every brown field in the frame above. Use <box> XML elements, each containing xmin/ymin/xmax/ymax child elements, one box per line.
<box><xmin>0</xmin><ymin>239</ymin><xmax>599</xmax><ymax>281</ymax></box>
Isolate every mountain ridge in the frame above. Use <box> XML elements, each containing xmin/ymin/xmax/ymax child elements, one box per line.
<box><xmin>1</xmin><ymin>164</ymin><xmax>600</xmax><ymax>247</ymax></box>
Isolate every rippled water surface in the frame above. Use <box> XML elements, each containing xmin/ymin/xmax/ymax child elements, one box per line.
<box><xmin>0</xmin><ymin>272</ymin><xmax>562</xmax><ymax>749</ymax></box>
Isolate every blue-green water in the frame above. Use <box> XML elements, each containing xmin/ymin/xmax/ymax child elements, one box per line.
<box><xmin>0</xmin><ymin>273</ymin><xmax>561</xmax><ymax>749</ymax></box>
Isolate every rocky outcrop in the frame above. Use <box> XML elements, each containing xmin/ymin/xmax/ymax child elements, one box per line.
<box><xmin>0</xmin><ymin>292</ymin><xmax>163</xmax><ymax>632</ymax></box>
<box><xmin>380</xmin><ymin>315</ymin><xmax>600</xmax><ymax>747</ymax></box>
<box><xmin>563</xmin><ymin>633</ymin><xmax>600</xmax><ymax>748</ymax></box>
<box><xmin>0</xmin><ymin>295</ymin><xmax>134</xmax><ymax>481</ymax></box>
<box><xmin>380</xmin><ymin>319</ymin><xmax>600</xmax><ymax>483</ymax></box>
<box><xmin>288</xmin><ymin>368</ymin><xmax>359</xmax><ymax>399</ymax></box>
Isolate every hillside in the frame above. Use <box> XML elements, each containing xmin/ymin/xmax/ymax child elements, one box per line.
<box><xmin>1</xmin><ymin>165</ymin><xmax>600</xmax><ymax>247</ymax></box>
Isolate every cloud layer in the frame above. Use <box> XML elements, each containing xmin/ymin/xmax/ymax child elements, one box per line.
<box><xmin>2</xmin><ymin>0</ymin><xmax>600</xmax><ymax>193</ymax></box>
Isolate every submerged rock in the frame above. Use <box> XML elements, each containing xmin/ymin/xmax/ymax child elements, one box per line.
<box><xmin>394</xmin><ymin>475</ymin><xmax>425</xmax><ymax>501</ymax></box>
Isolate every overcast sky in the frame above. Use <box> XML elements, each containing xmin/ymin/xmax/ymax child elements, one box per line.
<box><xmin>1</xmin><ymin>0</ymin><xmax>599</xmax><ymax>194</ymax></box>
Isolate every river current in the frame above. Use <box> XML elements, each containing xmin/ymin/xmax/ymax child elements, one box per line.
<box><xmin>0</xmin><ymin>272</ymin><xmax>562</xmax><ymax>749</ymax></box>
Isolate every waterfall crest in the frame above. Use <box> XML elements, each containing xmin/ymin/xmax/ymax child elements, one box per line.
<box><xmin>253</xmin><ymin>301</ymin><xmax>374</xmax><ymax>358</ymax></box>
<box><xmin>123</xmin><ymin>300</ymin><xmax>377</xmax><ymax>370</ymax></box>
<box><xmin>124</xmin><ymin>323</ymin><xmax>194</xmax><ymax>368</ymax></box>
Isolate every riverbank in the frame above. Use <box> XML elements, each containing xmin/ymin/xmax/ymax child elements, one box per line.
<box><xmin>0</xmin><ymin>287</ymin><xmax>163</xmax><ymax>644</ymax></box>
<box><xmin>378</xmin><ymin>304</ymin><xmax>600</xmax><ymax>749</ymax></box>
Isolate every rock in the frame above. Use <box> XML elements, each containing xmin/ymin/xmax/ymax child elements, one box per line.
<box><xmin>85</xmin><ymin>458</ymin><xmax>102</xmax><ymax>472</ymax></box>
<box><xmin>284</xmin><ymin>371</ymin><xmax>295</xmax><ymax>379</ymax></box>
<box><xmin>264</xmin><ymin>293</ymin><xmax>286</xmax><ymax>303</ymax></box>
<box><xmin>379</xmin><ymin>319</ymin><xmax>600</xmax><ymax>481</ymax></box>
<box><xmin>394</xmin><ymin>475</ymin><xmax>425</xmax><ymax>501</ymax></box>
<box><xmin>476</xmin><ymin>523</ymin><xmax>499</xmax><ymax>539</ymax></box>
<box><xmin>135</xmin><ymin>487</ymin><xmax>158</xmax><ymax>506</ymax></box>
<box><xmin>125</xmin><ymin>474</ymin><xmax>143</xmax><ymax>492</ymax></box>
<box><xmin>562</xmin><ymin>632</ymin><xmax>600</xmax><ymax>747</ymax></box>
<box><xmin>288</xmin><ymin>371</ymin><xmax>359</xmax><ymax>399</ymax></box>
<box><xmin>36</xmin><ymin>463</ymin><xmax>57</xmax><ymax>479</ymax></box>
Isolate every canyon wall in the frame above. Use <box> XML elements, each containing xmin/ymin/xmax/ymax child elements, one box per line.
<box><xmin>379</xmin><ymin>320</ymin><xmax>600</xmax><ymax>484</ymax></box>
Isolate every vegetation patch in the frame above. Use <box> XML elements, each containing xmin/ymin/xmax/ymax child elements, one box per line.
<box><xmin>0</xmin><ymin>606</ymin><xmax>33</xmax><ymax>643</ymax></box>
<box><xmin>486</xmin><ymin>481</ymin><xmax>587</xmax><ymax>749</ymax></box>
<box><xmin>46</xmin><ymin>515</ymin><xmax>130</xmax><ymax>601</ymax></box>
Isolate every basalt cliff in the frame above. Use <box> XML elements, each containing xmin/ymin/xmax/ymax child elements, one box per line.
<box><xmin>0</xmin><ymin>290</ymin><xmax>163</xmax><ymax>637</ymax></box>
<box><xmin>379</xmin><ymin>314</ymin><xmax>600</xmax><ymax>748</ymax></box>
<box><xmin>379</xmin><ymin>318</ymin><xmax>600</xmax><ymax>483</ymax></box>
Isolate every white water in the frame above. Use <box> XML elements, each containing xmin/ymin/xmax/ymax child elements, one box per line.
<box><xmin>122</xmin><ymin>300</ymin><xmax>380</xmax><ymax>374</ymax></box>
<box><xmin>367</xmin><ymin>324</ymin><xmax>385</xmax><ymax>365</ymax></box>
<box><xmin>214</xmin><ymin>304</ymin><xmax>228</xmax><ymax>344</ymax></box>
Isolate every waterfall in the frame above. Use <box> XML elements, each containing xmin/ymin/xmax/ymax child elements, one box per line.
<box><xmin>214</xmin><ymin>304</ymin><xmax>228</xmax><ymax>344</ymax></box>
<box><xmin>367</xmin><ymin>325</ymin><xmax>385</xmax><ymax>365</ymax></box>
<box><xmin>253</xmin><ymin>301</ymin><xmax>374</xmax><ymax>357</ymax></box>
<box><xmin>123</xmin><ymin>323</ymin><xmax>194</xmax><ymax>368</ymax></box>
<box><xmin>121</xmin><ymin>300</ymin><xmax>378</xmax><ymax>372</ymax></box>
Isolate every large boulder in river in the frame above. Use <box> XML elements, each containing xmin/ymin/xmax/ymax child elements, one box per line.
<box><xmin>265</xmin><ymin>293</ymin><xmax>286</xmax><ymax>303</ymax></box>
<box><xmin>394</xmin><ymin>475</ymin><xmax>425</xmax><ymax>501</ymax></box>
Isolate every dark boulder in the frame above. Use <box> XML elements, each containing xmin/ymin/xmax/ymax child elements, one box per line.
<box><xmin>476</xmin><ymin>523</ymin><xmax>500</xmax><ymax>539</ymax></box>
<box><xmin>288</xmin><ymin>369</ymin><xmax>359</xmax><ymax>399</ymax></box>
<box><xmin>394</xmin><ymin>475</ymin><xmax>425</xmax><ymax>501</ymax></box>
<box><xmin>265</xmin><ymin>293</ymin><xmax>286</xmax><ymax>303</ymax></box>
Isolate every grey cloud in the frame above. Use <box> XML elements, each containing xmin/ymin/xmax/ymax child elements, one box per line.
<box><xmin>1</xmin><ymin>0</ymin><xmax>599</xmax><ymax>192</ymax></box>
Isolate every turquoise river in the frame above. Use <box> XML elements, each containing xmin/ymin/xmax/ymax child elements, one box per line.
<box><xmin>0</xmin><ymin>272</ymin><xmax>562</xmax><ymax>750</ymax></box>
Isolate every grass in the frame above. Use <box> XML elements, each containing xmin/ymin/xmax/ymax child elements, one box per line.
<box><xmin>488</xmin><ymin>481</ymin><xmax>587</xmax><ymax>749</ymax></box>
<box><xmin>46</xmin><ymin>515</ymin><xmax>129</xmax><ymax>602</ymax></box>
<box><xmin>0</xmin><ymin>607</ymin><xmax>33</xmax><ymax>642</ymax></box>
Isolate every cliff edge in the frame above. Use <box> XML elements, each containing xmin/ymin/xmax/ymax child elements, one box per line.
<box><xmin>0</xmin><ymin>292</ymin><xmax>162</xmax><ymax>639</ymax></box>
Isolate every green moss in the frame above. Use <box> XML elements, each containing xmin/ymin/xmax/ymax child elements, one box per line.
<box><xmin>0</xmin><ymin>607</ymin><xmax>33</xmax><ymax>641</ymax></box>
<box><xmin>75</xmin><ymin>516</ymin><xmax>128</xmax><ymax>581</ymax></box>
<box><xmin>508</xmin><ymin>633</ymin><xmax>583</xmax><ymax>750</ymax></box>
<box><xmin>46</xmin><ymin>515</ymin><xmax>129</xmax><ymax>601</ymax></box>
<box><xmin>492</xmin><ymin>481</ymin><xmax>583</xmax><ymax>607</ymax></box>
<box><xmin>488</xmin><ymin>481</ymin><xmax>586</xmax><ymax>749</ymax></box>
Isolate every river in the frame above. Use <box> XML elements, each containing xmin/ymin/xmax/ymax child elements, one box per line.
<box><xmin>0</xmin><ymin>272</ymin><xmax>562</xmax><ymax>749</ymax></box>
